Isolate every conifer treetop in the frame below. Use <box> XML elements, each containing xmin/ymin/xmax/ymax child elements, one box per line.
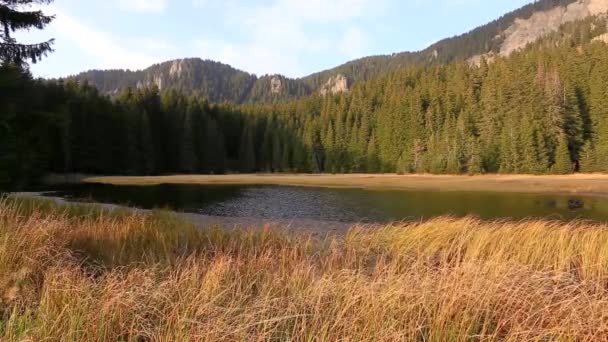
<box><xmin>0</xmin><ymin>0</ymin><xmax>54</xmax><ymax>66</ymax></box>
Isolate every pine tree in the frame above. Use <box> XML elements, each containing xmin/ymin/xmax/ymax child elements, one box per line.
<box><xmin>292</xmin><ymin>144</ymin><xmax>308</xmax><ymax>173</ymax></box>
<box><xmin>204</xmin><ymin>118</ymin><xmax>225</xmax><ymax>174</ymax></box>
<box><xmin>134</xmin><ymin>111</ymin><xmax>154</xmax><ymax>175</ymax></box>
<box><xmin>272</xmin><ymin>133</ymin><xmax>283</xmax><ymax>172</ymax></box>
<box><xmin>499</xmin><ymin>128</ymin><xmax>518</xmax><ymax>174</ymax></box>
<box><xmin>412</xmin><ymin>142</ymin><xmax>425</xmax><ymax>173</ymax></box>
<box><xmin>323</xmin><ymin>123</ymin><xmax>336</xmax><ymax>173</ymax></box>
<box><xmin>396</xmin><ymin>153</ymin><xmax>408</xmax><ymax>175</ymax></box>
<box><xmin>259</xmin><ymin>121</ymin><xmax>273</xmax><ymax>172</ymax></box>
<box><xmin>552</xmin><ymin>135</ymin><xmax>572</xmax><ymax>174</ymax></box>
<box><xmin>467</xmin><ymin>138</ymin><xmax>484</xmax><ymax>175</ymax></box>
<box><xmin>0</xmin><ymin>0</ymin><xmax>55</xmax><ymax>65</ymax></box>
<box><xmin>179</xmin><ymin>110</ymin><xmax>196</xmax><ymax>173</ymax></box>
<box><xmin>520</xmin><ymin>120</ymin><xmax>548</xmax><ymax>174</ymax></box>
<box><xmin>238</xmin><ymin>123</ymin><xmax>256</xmax><ymax>173</ymax></box>
<box><xmin>280</xmin><ymin>136</ymin><xmax>291</xmax><ymax>171</ymax></box>
<box><xmin>0</xmin><ymin>64</ymin><xmax>31</xmax><ymax>185</ymax></box>
<box><xmin>366</xmin><ymin>133</ymin><xmax>380</xmax><ymax>173</ymax></box>
<box><xmin>579</xmin><ymin>140</ymin><xmax>598</xmax><ymax>173</ymax></box>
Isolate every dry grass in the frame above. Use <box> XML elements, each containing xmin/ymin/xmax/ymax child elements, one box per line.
<box><xmin>2</xmin><ymin>198</ymin><xmax>608</xmax><ymax>340</ymax></box>
<box><xmin>83</xmin><ymin>173</ymin><xmax>608</xmax><ymax>197</ymax></box>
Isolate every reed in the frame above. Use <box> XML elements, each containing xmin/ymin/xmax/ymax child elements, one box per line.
<box><xmin>1</xmin><ymin>198</ymin><xmax>608</xmax><ymax>341</ymax></box>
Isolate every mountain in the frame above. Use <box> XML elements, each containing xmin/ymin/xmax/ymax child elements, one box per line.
<box><xmin>68</xmin><ymin>0</ymin><xmax>608</xmax><ymax>103</ymax></box>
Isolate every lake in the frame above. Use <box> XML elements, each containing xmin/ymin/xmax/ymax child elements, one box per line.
<box><xmin>41</xmin><ymin>183</ymin><xmax>608</xmax><ymax>223</ymax></box>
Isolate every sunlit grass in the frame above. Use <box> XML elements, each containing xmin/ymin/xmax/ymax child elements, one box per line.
<box><xmin>1</xmin><ymin>197</ymin><xmax>608</xmax><ymax>340</ymax></box>
<box><xmin>84</xmin><ymin>173</ymin><xmax>608</xmax><ymax>196</ymax></box>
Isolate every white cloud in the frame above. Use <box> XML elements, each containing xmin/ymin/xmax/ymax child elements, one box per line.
<box><xmin>340</xmin><ymin>27</ymin><xmax>370</xmax><ymax>58</ymax></box>
<box><xmin>45</xmin><ymin>6</ymin><xmax>171</xmax><ymax>71</ymax></box>
<box><xmin>118</xmin><ymin>0</ymin><xmax>167</xmax><ymax>13</ymax></box>
<box><xmin>194</xmin><ymin>38</ymin><xmax>308</xmax><ymax>76</ymax></box>
<box><xmin>191</xmin><ymin>0</ymin><xmax>208</xmax><ymax>8</ymax></box>
<box><xmin>256</xmin><ymin>0</ymin><xmax>384</xmax><ymax>21</ymax></box>
<box><xmin>135</xmin><ymin>38</ymin><xmax>176</xmax><ymax>52</ymax></box>
<box><xmin>192</xmin><ymin>0</ymin><xmax>384</xmax><ymax>76</ymax></box>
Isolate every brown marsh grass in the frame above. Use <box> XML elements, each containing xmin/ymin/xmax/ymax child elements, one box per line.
<box><xmin>83</xmin><ymin>173</ymin><xmax>608</xmax><ymax>196</ymax></box>
<box><xmin>1</xmin><ymin>197</ymin><xmax>608</xmax><ymax>341</ymax></box>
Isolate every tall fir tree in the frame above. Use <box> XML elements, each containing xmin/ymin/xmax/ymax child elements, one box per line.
<box><xmin>552</xmin><ymin>135</ymin><xmax>572</xmax><ymax>174</ymax></box>
<box><xmin>579</xmin><ymin>140</ymin><xmax>598</xmax><ymax>173</ymax></box>
<box><xmin>238</xmin><ymin>123</ymin><xmax>257</xmax><ymax>173</ymax></box>
<box><xmin>0</xmin><ymin>0</ymin><xmax>54</xmax><ymax>65</ymax></box>
<box><xmin>179</xmin><ymin>110</ymin><xmax>196</xmax><ymax>173</ymax></box>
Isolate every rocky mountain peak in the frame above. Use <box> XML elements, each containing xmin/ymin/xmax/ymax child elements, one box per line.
<box><xmin>270</xmin><ymin>76</ymin><xmax>283</xmax><ymax>94</ymax></box>
<box><xmin>169</xmin><ymin>60</ymin><xmax>186</xmax><ymax>77</ymax></box>
<box><xmin>468</xmin><ymin>0</ymin><xmax>608</xmax><ymax>66</ymax></box>
<box><xmin>500</xmin><ymin>0</ymin><xmax>608</xmax><ymax>56</ymax></box>
<box><xmin>320</xmin><ymin>74</ymin><xmax>349</xmax><ymax>96</ymax></box>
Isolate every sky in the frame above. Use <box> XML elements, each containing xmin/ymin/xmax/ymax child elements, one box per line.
<box><xmin>17</xmin><ymin>0</ymin><xmax>534</xmax><ymax>79</ymax></box>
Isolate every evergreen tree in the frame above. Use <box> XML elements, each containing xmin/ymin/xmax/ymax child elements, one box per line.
<box><xmin>552</xmin><ymin>135</ymin><xmax>572</xmax><ymax>174</ymax></box>
<box><xmin>272</xmin><ymin>133</ymin><xmax>283</xmax><ymax>172</ymax></box>
<box><xmin>179</xmin><ymin>110</ymin><xmax>196</xmax><ymax>173</ymax></box>
<box><xmin>238</xmin><ymin>123</ymin><xmax>256</xmax><ymax>173</ymax></box>
<box><xmin>280</xmin><ymin>135</ymin><xmax>291</xmax><ymax>172</ymax></box>
<box><xmin>323</xmin><ymin>123</ymin><xmax>336</xmax><ymax>173</ymax></box>
<box><xmin>204</xmin><ymin>118</ymin><xmax>225</xmax><ymax>174</ymax></box>
<box><xmin>139</xmin><ymin>111</ymin><xmax>155</xmax><ymax>175</ymax></box>
<box><xmin>259</xmin><ymin>120</ymin><xmax>273</xmax><ymax>172</ymax></box>
<box><xmin>366</xmin><ymin>134</ymin><xmax>380</xmax><ymax>173</ymax></box>
<box><xmin>579</xmin><ymin>140</ymin><xmax>598</xmax><ymax>173</ymax></box>
<box><xmin>396</xmin><ymin>153</ymin><xmax>408</xmax><ymax>175</ymax></box>
<box><xmin>467</xmin><ymin>138</ymin><xmax>484</xmax><ymax>175</ymax></box>
<box><xmin>0</xmin><ymin>0</ymin><xmax>55</xmax><ymax>65</ymax></box>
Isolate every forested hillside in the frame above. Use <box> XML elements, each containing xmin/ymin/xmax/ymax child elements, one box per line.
<box><xmin>236</xmin><ymin>16</ymin><xmax>608</xmax><ymax>175</ymax></box>
<box><xmin>72</xmin><ymin>59</ymin><xmax>258</xmax><ymax>103</ymax></box>
<box><xmin>70</xmin><ymin>59</ymin><xmax>314</xmax><ymax>104</ymax></box>
<box><xmin>300</xmin><ymin>0</ymin><xmax>580</xmax><ymax>89</ymax></box>
<box><xmin>70</xmin><ymin>0</ymin><xmax>583</xmax><ymax>102</ymax></box>
<box><xmin>3</xmin><ymin>14</ymin><xmax>608</xmax><ymax>188</ymax></box>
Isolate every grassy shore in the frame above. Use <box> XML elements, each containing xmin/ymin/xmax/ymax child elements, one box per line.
<box><xmin>2</xmin><ymin>197</ymin><xmax>608</xmax><ymax>340</ymax></box>
<box><xmin>83</xmin><ymin>173</ymin><xmax>608</xmax><ymax>196</ymax></box>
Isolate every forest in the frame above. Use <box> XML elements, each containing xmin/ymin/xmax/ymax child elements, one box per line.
<box><xmin>3</xmin><ymin>14</ymin><xmax>608</xmax><ymax>188</ymax></box>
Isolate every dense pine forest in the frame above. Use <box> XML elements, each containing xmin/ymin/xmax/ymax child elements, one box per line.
<box><xmin>3</xmin><ymin>2</ymin><xmax>608</xmax><ymax>188</ymax></box>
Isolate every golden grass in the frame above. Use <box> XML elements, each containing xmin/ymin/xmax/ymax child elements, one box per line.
<box><xmin>83</xmin><ymin>173</ymin><xmax>608</xmax><ymax>197</ymax></box>
<box><xmin>2</xmin><ymin>198</ymin><xmax>608</xmax><ymax>340</ymax></box>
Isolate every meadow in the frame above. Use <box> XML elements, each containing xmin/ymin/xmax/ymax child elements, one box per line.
<box><xmin>82</xmin><ymin>173</ymin><xmax>608</xmax><ymax>197</ymax></box>
<box><xmin>2</xmin><ymin>197</ymin><xmax>608</xmax><ymax>340</ymax></box>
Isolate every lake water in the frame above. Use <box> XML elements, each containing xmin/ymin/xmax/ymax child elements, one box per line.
<box><xmin>42</xmin><ymin>183</ymin><xmax>608</xmax><ymax>223</ymax></box>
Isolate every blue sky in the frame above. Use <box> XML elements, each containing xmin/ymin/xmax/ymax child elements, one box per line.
<box><xmin>18</xmin><ymin>0</ymin><xmax>533</xmax><ymax>78</ymax></box>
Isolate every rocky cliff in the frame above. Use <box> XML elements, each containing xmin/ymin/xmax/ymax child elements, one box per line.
<box><xmin>500</xmin><ymin>0</ymin><xmax>608</xmax><ymax>56</ymax></box>
<box><xmin>320</xmin><ymin>74</ymin><xmax>349</xmax><ymax>96</ymax></box>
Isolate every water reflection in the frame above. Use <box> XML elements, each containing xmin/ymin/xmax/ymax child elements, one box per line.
<box><xmin>45</xmin><ymin>183</ymin><xmax>608</xmax><ymax>223</ymax></box>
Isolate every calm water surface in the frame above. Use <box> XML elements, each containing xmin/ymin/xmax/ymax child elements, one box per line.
<box><xmin>43</xmin><ymin>183</ymin><xmax>608</xmax><ymax>223</ymax></box>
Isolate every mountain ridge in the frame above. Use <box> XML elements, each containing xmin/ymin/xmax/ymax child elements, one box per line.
<box><xmin>68</xmin><ymin>0</ymin><xmax>607</xmax><ymax>103</ymax></box>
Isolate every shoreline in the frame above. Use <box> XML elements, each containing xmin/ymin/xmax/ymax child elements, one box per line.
<box><xmin>73</xmin><ymin>173</ymin><xmax>608</xmax><ymax>198</ymax></box>
<box><xmin>10</xmin><ymin>192</ymin><xmax>359</xmax><ymax>237</ymax></box>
